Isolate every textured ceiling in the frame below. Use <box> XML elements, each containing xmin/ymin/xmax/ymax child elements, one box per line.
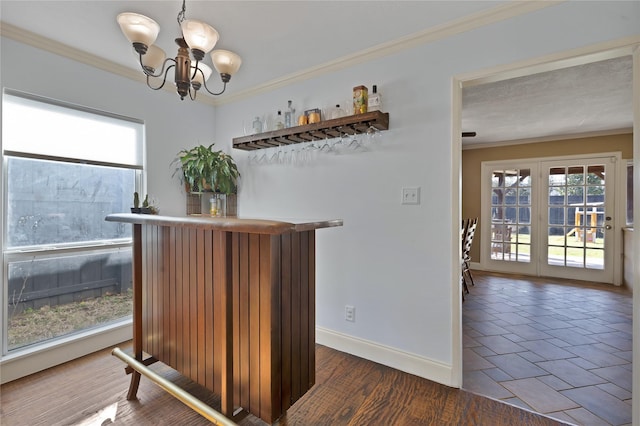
<box><xmin>462</xmin><ymin>56</ymin><xmax>633</xmax><ymax>146</ymax></box>
<box><xmin>0</xmin><ymin>1</ymin><xmax>634</xmax><ymax>147</ymax></box>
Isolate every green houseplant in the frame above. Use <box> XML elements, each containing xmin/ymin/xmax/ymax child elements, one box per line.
<box><xmin>172</xmin><ymin>143</ymin><xmax>240</xmax><ymax>195</ymax></box>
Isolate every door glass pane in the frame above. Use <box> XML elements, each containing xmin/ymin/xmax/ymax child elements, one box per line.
<box><xmin>518</xmin><ymin>207</ymin><xmax>531</xmax><ymax>225</ymax></box>
<box><xmin>587</xmin><ymin>165</ymin><xmax>605</xmax><ymax>185</ymax></box>
<box><xmin>567</xmin><ymin>166</ymin><xmax>584</xmax><ymax>185</ymax></box>
<box><xmin>549</xmin><ymin>167</ymin><xmax>566</xmax><ymax>186</ymax></box>
<box><xmin>549</xmin><ymin>207</ymin><xmax>565</xmax><ymax>225</ymax></box>
<box><xmin>586</xmin><ymin>248</ymin><xmax>604</xmax><ymax>270</ymax></box>
<box><xmin>547</xmin><ymin>163</ymin><xmax>605</xmax><ymax>270</ymax></box>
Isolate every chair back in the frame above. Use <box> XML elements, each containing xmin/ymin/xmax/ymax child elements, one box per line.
<box><xmin>462</xmin><ymin>218</ymin><xmax>478</xmax><ymax>261</ymax></box>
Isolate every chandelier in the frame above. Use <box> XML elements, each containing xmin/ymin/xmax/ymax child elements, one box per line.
<box><xmin>117</xmin><ymin>0</ymin><xmax>242</xmax><ymax>101</ymax></box>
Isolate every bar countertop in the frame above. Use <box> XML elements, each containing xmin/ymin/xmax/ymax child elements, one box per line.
<box><xmin>105</xmin><ymin>213</ymin><xmax>343</xmax><ymax>235</ymax></box>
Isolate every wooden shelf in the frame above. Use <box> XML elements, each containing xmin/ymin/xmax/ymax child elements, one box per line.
<box><xmin>232</xmin><ymin>111</ymin><xmax>389</xmax><ymax>151</ymax></box>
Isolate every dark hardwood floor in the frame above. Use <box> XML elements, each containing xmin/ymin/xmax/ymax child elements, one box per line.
<box><xmin>0</xmin><ymin>341</ymin><xmax>569</xmax><ymax>425</ymax></box>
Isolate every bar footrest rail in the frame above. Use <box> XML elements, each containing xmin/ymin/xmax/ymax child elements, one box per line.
<box><xmin>111</xmin><ymin>347</ymin><xmax>237</xmax><ymax>426</ymax></box>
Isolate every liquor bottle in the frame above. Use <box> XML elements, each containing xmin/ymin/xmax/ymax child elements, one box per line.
<box><xmin>284</xmin><ymin>100</ymin><xmax>295</xmax><ymax>128</ymax></box>
<box><xmin>252</xmin><ymin>116</ymin><xmax>263</xmax><ymax>134</ymax></box>
<box><xmin>368</xmin><ymin>85</ymin><xmax>381</xmax><ymax>112</ymax></box>
<box><xmin>275</xmin><ymin>110</ymin><xmax>285</xmax><ymax>130</ymax></box>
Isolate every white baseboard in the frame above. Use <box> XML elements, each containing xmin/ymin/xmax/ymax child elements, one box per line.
<box><xmin>316</xmin><ymin>326</ymin><xmax>454</xmax><ymax>387</ymax></box>
<box><xmin>1</xmin><ymin>320</ymin><xmax>132</xmax><ymax>384</ymax></box>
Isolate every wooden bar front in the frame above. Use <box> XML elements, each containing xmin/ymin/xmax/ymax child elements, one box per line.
<box><xmin>106</xmin><ymin>214</ymin><xmax>341</xmax><ymax>424</ymax></box>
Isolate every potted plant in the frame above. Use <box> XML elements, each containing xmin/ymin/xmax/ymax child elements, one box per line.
<box><xmin>131</xmin><ymin>192</ymin><xmax>158</xmax><ymax>214</ymax></box>
<box><xmin>172</xmin><ymin>143</ymin><xmax>240</xmax><ymax>216</ymax></box>
<box><xmin>172</xmin><ymin>143</ymin><xmax>240</xmax><ymax>194</ymax></box>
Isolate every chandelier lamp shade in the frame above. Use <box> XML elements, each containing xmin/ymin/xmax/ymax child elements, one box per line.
<box><xmin>117</xmin><ymin>1</ymin><xmax>242</xmax><ymax>100</ymax></box>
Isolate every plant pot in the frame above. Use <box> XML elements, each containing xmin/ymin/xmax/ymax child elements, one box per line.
<box><xmin>131</xmin><ymin>207</ymin><xmax>141</xmax><ymax>213</ymax></box>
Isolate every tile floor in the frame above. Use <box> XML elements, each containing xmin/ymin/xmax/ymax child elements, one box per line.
<box><xmin>462</xmin><ymin>271</ymin><xmax>632</xmax><ymax>426</ymax></box>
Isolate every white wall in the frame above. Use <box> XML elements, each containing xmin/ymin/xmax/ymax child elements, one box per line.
<box><xmin>215</xmin><ymin>0</ymin><xmax>640</xmax><ymax>384</ymax></box>
<box><xmin>1</xmin><ymin>0</ymin><xmax>638</xmax><ymax>387</ymax></box>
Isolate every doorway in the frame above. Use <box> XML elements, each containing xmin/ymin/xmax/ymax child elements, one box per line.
<box><xmin>452</xmin><ymin>40</ymin><xmax>638</xmax><ymax>423</ymax></box>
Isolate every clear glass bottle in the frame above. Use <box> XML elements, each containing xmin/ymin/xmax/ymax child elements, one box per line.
<box><xmin>252</xmin><ymin>116</ymin><xmax>263</xmax><ymax>134</ymax></box>
<box><xmin>368</xmin><ymin>85</ymin><xmax>381</xmax><ymax>112</ymax></box>
<box><xmin>284</xmin><ymin>100</ymin><xmax>295</xmax><ymax>128</ymax></box>
<box><xmin>275</xmin><ymin>110</ymin><xmax>285</xmax><ymax>130</ymax></box>
<box><xmin>330</xmin><ymin>104</ymin><xmax>345</xmax><ymax>119</ymax></box>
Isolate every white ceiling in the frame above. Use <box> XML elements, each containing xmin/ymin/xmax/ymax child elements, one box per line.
<box><xmin>0</xmin><ymin>1</ymin><xmax>633</xmax><ymax>146</ymax></box>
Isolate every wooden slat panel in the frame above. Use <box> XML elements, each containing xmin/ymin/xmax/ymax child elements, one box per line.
<box><xmin>161</xmin><ymin>226</ymin><xmax>170</xmax><ymax>365</ymax></box>
<box><xmin>168</xmin><ymin>227</ymin><xmax>177</xmax><ymax>369</ymax></box>
<box><xmin>196</xmin><ymin>229</ymin><xmax>206</xmax><ymax>386</ymax></box>
<box><xmin>154</xmin><ymin>226</ymin><xmax>161</xmax><ymax>362</ymax></box>
<box><xmin>259</xmin><ymin>235</ymin><xmax>281</xmax><ymax>423</ymax></box>
<box><xmin>231</xmin><ymin>232</ymin><xmax>241</xmax><ymax>406</ymax></box>
<box><xmin>146</xmin><ymin>226</ymin><xmax>160</xmax><ymax>354</ymax></box>
<box><xmin>181</xmin><ymin>227</ymin><xmax>191</xmax><ymax>379</ymax></box>
<box><xmin>214</xmin><ymin>230</ymin><xmax>234</xmax><ymax>416</ymax></box>
<box><xmin>238</xmin><ymin>233</ymin><xmax>250</xmax><ymax>410</ymax></box>
<box><xmin>188</xmin><ymin>228</ymin><xmax>198</xmax><ymax>383</ymax></box>
<box><xmin>299</xmin><ymin>231</ymin><xmax>310</xmax><ymax>393</ymax></box>
<box><xmin>204</xmin><ymin>230</ymin><xmax>215</xmax><ymax>392</ymax></box>
<box><xmin>280</xmin><ymin>233</ymin><xmax>292</xmax><ymax>412</ymax></box>
<box><xmin>290</xmin><ymin>232</ymin><xmax>301</xmax><ymax>401</ymax></box>
<box><xmin>259</xmin><ymin>234</ymin><xmax>271</xmax><ymax>422</ymax></box>
<box><xmin>308</xmin><ymin>231</ymin><xmax>316</xmax><ymax>388</ymax></box>
<box><xmin>248</xmin><ymin>234</ymin><xmax>261</xmax><ymax>415</ymax></box>
<box><xmin>142</xmin><ymin>226</ymin><xmax>149</xmax><ymax>356</ymax></box>
<box><xmin>174</xmin><ymin>227</ymin><xmax>184</xmax><ymax>374</ymax></box>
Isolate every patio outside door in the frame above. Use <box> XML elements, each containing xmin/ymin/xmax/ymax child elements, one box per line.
<box><xmin>539</xmin><ymin>157</ymin><xmax>616</xmax><ymax>283</ymax></box>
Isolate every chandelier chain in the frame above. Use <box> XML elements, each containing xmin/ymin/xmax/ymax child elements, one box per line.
<box><xmin>176</xmin><ymin>0</ymin><xmax>187</xmax><ymax>25</ymax></box>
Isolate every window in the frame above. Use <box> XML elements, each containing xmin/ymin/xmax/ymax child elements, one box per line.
<box><xmin>2</xmin><ymin>90</ymin><xmax>143</xmax><ymax>353</ymax></box>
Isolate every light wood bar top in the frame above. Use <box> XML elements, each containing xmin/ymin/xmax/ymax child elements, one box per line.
<box><xmin>105</xmin><ymin>213</ymin><xmax>343</xmax><ymax>235</ymax></box>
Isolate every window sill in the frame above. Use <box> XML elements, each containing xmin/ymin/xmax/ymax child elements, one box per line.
<box><xmin>0</xmin><ymin>318</ymin><xmax>132</xmax><ymax>384</ymax></box>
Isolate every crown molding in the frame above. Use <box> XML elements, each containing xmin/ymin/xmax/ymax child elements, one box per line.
<box><xmin>1</xmin><ymin>1</ymin><xmax>562</xmax><ymax>107</ymax></box>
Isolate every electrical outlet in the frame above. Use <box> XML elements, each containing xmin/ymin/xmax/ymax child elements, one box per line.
<box><xmin>402</xmin><ymin>187</ymin><xmax>420</xmax><ymax>205</ymax></box>
<box><xmin>345</xmin><ymin>305</ymin><xmax>355</xmax><ymax>322</ymax></box>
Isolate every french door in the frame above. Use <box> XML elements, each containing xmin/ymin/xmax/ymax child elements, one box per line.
<box><xmin>539</xmin><ymin>157</ymin><xmax>616</xmax><ymax>283</ymax></box>
<box><xmin>482</xmin><ymin>155</ymin><xmax>618</xmax><ymax>283</ymax></box>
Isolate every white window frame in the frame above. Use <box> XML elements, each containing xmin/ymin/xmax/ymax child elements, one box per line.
<box><xmin>0</xmin><ymin>89</ymin><xmax>145</xmax><ymax>383</ymax></box>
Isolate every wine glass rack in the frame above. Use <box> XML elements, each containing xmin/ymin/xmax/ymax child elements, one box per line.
<box><xmin>232</xmin><ymin>111</ymin><xmax>389</xmax><ymax>151</ymax></box>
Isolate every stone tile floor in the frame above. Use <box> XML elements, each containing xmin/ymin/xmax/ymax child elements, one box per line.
<box><xmin>462</xmin><ymin>271</ymin><xmax>632</xmax><ymax>426</ymax></box>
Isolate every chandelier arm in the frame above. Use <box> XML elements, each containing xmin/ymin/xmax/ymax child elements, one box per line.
<box><xmin>145</xmin><ymin>64</ymin><xmax>175</xmax><ymax>91</ymax></box>
<box><xmin>191</xmin><ymin>59</ymin><xmax>201</xmax><ymax>80</ymax></box>
<box><xmin>201</xmin><ymin>79</ymin><xmax>228</xmax><ymax>96</ymax></box>
<box><xmin>189</xmin><ymin>86</ymin><xmax>197</xmax><ymax>101</ymax></box>
<box><xmin>139</xmin><ymin>54</ymin><xmax>177</xmax><ymax>79</ymax></box>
